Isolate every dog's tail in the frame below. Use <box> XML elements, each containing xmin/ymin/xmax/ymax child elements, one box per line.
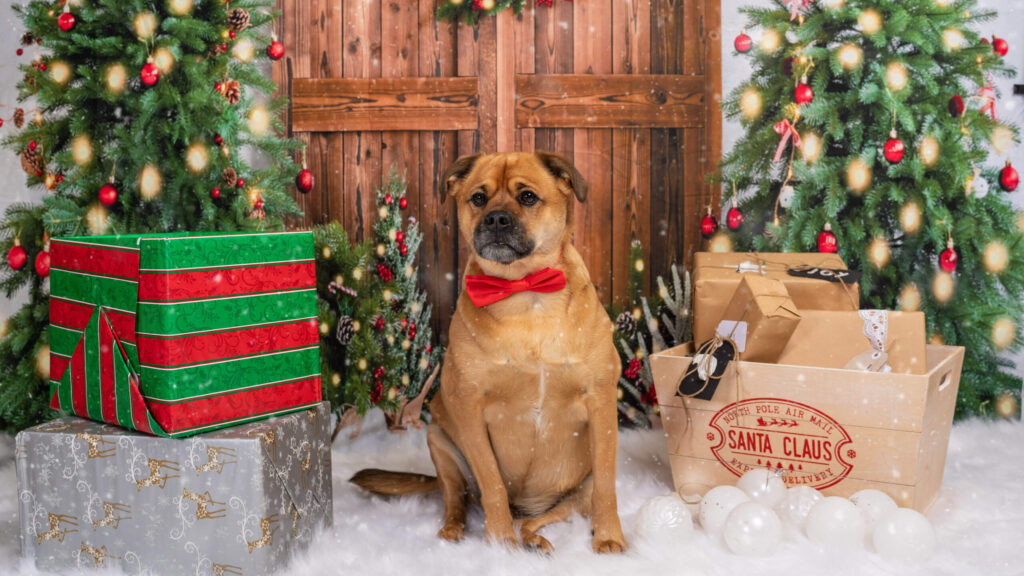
<box><xmin>350</xmin><ymin>469</ymin><xmax>439</xmax><ymax>496</ymax></box>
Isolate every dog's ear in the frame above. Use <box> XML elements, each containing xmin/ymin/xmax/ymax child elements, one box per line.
<box><xmin>441</xmin><ymin>153</ymin><xmax>482</xmax><ymax>204</ymax></box>
<box><xmin>535</xmin><ymin>151</ymin><xmax>588</xmax><ymax>203</ymax></box>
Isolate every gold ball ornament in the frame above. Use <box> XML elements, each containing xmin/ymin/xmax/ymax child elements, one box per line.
<box><xmin>248</xmin><ymin>106</ymin><xmax>270</xmax><ymax>136</ymax></box>
<box><xmin>481</xmin><ymin>0</ymin><xmax>496</xmax><ymax>9</ymax></box>
<box><xmin>740</xmin><ymin>88</ymin><xmax>762</xmax><ymax>121</ymax></box>
<box><xmin>352</xmin><ymin>267</ymin><xmax>363</xmax><ymax>280</ymax></box>
<box><xmin>388</xmin><ymin>229</ymin><xmax>398</xmax><ymax>242</ymax></box>
<box><xmin>376</xmin><ymin>243</ymin><xmax>387</xmax><ymax>257</ymax></box>
<box><xmin>984</xmin><ymin>241</ymin><xmax>1009</xmax><ymax>273</ymax></box>
<box><xmin>802</xmin><ymin>132</ymin><xmax>822</xmax><ymax>163</ymax></box>
<box><xmin>49</xmin><ymin>61</ymin><xmax>71</xmax><ymax>86</ymax></box>
<box><xmin>899</xmin><ymin>283</ymin><xmax>921</xmax><ymax>311</ymax></box>
<box><xmin>886</xmin><ymin>62</ymin><xmax>909</xmax><ymax>92</ymax></box>
<box><xmin>357</xmin><ymin>358</ymin><xmax>368</xmax><ymax>371</ymax></box>
<box><xmin>759</xmin><ymin>29</ymin><xmax>781</xmax><ymax>54</ymax></box>
<box><xmin>942</xmin><ymin>28</ymin><xmax>965</xmax><ymax>51</ymax></box>
<box><xmin>846</xmin><ymin>158</ymin><xmax>872</xmax><ymax>194</ymax></box>
<box><xmin>319</xmin><ymin>322</ymin><xmax>329</xmax><ymax>335</ymax></box>
<box><xmin>383</xmin><ymin>289</ymin><xmax>393</xmax><ymax>301</ymax></box>
<box><xmin>72</xmin><ymin>135</ymin><xmax>93</xmax><ymax>166</ymax></box>
<box><xmin>918</xmin><ymin>136</ymin><xmax>940</xmax><ymax>167</ymax></box>
<box><xmin>837</xmin><ymin>44</ymin><xmax>862</xmax><ymax>70</ymax></box>
<box><xmin>634</xmin><ymin>258</ymin><xmax>644</xmax><ymax>273</ymax></box>
<box><xmin>169</xmin><ymin>0</ymin><xmax>193</xmax><ymax>15</ymax></box>
<box><xmin>401</xmin><ymin>373</ymin><xmax>411</xmax><ymax>386</ymax></box>
<box><xmin>859</xmin><ymin>10</ymin><xmax>882</xmax><ymax>35</ymax></box>
<box><xmin>139</xmin><ymin>164</ymin><xmax>163</xmax><ymax>200</ymax></box>
<box><xmin>36</xmin><ymin>344</ymin><xmax>50</xmax><ymax>379</ymax></box>
<box><xmin>868</xmin><ymin>238</ymin><xmax>890</xmax><ymax>268</ymax></box>
<box><xmin>386</xmin><ymin>334</ymin><xmax>395</xmax><ymax>346</ymax></box>
<box><xmin>992</xmin><ymin>317</ymin><xmax>1016</xmax><ymax>350</ymax></box>
<box><xmin>86</xmin><ymin>205</ymin><xmax>109</xmax><ymax>235</ymax></box>
<box><xmin>352</xmin><ymin>319</ymin><xmax>361</xmax><ymax>332</ymax></box>
<box><xmin>991</xmin><ymin>125</ymin><xmax>1014</xmax><ymax>155</ymax></box>
<box><xmin>401</xmin><ymin>339</ymin><xmax>412</xmax><ymax>350</ymax></box>
<box><xmin>185</xmin><ymin>142</ymin><xmax>208</xmax><ymax>173</ymax></box>
<box><xmin>995</xmin><ymin>393</ymin><xmax>1018</xmax><ymax>419</ymax></box>
<box><xmin>134</xmin><ymin>12</ymin><xmax>158</xmax><ymax>39</ymax></box>
<box><xmin>379</xmin><ymin>206</ymin><xmax>389</xmax><ymax>219</ymax></box>
<box><xmin>418</xmin><ymin>357</ymin><xmax>429</xmax><ymax>370</ymax></box>
<box><xmin>900</xmin><ymin>203</ymin><xmax>921</xmax><ymax>234</ymax></box>
<box><xmin>321</xmin><ymin>246</ymin><xmax>332</xmax><ymax>259</ymax></box>
<box><xmin>153</xmin><ymin>47</ymin><xmax>175</xmax><ymax>73</ymax></box>
<box><xmin>932</xmin><ymin>271</ymin><xmax>955</xmax><ymax>303</ymax></box>
<box><xmin>106</xmin><ymin>63</ymin><xmax>127</xmax><ymax>94</ymax></box>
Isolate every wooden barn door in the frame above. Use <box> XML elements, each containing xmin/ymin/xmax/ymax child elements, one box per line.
<box><xmin>273</xmin><ymin>0</ymin><xmax>721</xmax><ymax>341</ymax></box>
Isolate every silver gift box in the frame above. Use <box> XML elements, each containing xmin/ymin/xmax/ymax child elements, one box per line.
<box><xmin>16</xmin><ymin>402</ymin><xmax>333</xmax><ymax>575</ymax></box>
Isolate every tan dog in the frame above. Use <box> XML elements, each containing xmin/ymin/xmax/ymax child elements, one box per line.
<box><xmin>352</xmin><ymin>152</ymin><xmax>625</xmax><ymax>554</ymax></box>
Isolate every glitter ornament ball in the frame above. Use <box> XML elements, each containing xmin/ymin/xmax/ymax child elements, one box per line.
<box><xmin>699</xmin><ymin>485</ymin><xmax>751</xmax><ymax>534</ymax></box>
<box><xmin>7</xmin><ymin>243</ymin><xmax>27</xmax><ymax>271</ymax></box>
<box><xmin>940</xmin><ymin>239</ymin><xmax>958</xmax><ymax>273</ymax></box>
<box><xmin>1000</xmin><ymin>161</ymin><xmax>1018</xmax><ymax>192</ymax></box>
<box><xmin>883</xmin><ymin>131</ymin><xmax>904</xmax><ymax>164</ymax></box>
<box><xmin>795</xmin><ymin>80</ymin><xmax>814</xmax><ymax>105</ymax></box>
<box><xmin>734</xmin><ymin>31</ymin><xmax>752</xmax><ymax>53</ymax></box>
<box><xmin>736</xmin><ymin>469</ymin><xmax>787</xmax><ymax>508</ymax></box>
<box><xmin>700</xmin><ymin>213</ymin><xmax>718</xmax><ymax>239</ymax></box>
<box><xmin>948</xmin><ymin>94</ymin><xmax>965</xmax><ymax>117</ymax></box>
<box><xmin>98</xmin><ymin>183</ymin><xmax>118</xmax><ymax>206</ymax></box>
<box><xmin>723</xmin><ymin>502</ymin><xmax>783</xmax><ymax>557</ymax></box>
<box><xmin>727</xmin><ymin>205</ymin><xmax>744</xmax><ymax>230</ymax></box>
<box><xmin>818</xmin><ymin>222</ymin><xmax>838</xmax><ymax>253</ymax></box>
<box><xmin>775</xmin><ymin>485</ymin><xmax>822</xmax><ymax>528</ymax></box>
<box><xmin>296</xmin><ymin>168</ymin><xmax>315</xmax><ymax>193</ymax></box>
<box><xmin>267</xmin><ymin>40</ymin><xmax>286</xmax><ymax>61</ymax></box>
<box><xmin>140</xmin><ymin>60</ymin><xmax>160</xmax><ymax>86</ymax></box>
<box><xmin>633</xmin><ymin>494</ymin><xmax>694</xmax><ymax>544</ymax></box>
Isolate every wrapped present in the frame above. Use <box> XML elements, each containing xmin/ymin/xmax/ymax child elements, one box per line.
<box><xmin>16</xmin><ymin>402</ymin><xmax>332</xmax><ymax>575</ymax></box>
<box><xmin>778</xmin><ymin>310</ymin><xmax>927</xmax><ymax>375</ymax></box>
<box><xmin>715</xmin><ymin>275</ymin><xmax>800</xmax><ymax>363</ymax></box>
<box><xmin>651</xmin><ymin>344</ymin><xmax>963</xmax><ymax>512</ymax></box>
<box><xmin>693</xmin><ymin>252</ymin><xmax>860</xmax><ymax>345</ymax></box>
<box><xmin>48</xmin><ymin>232</ymin><xmax>322</xmax><ymax>437</ymax></box>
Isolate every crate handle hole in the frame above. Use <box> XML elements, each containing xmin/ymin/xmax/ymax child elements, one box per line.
<box><xmin>938</xmin><ymin>372</ymin><xmax>952</xmax><ymax>392</ymax></box>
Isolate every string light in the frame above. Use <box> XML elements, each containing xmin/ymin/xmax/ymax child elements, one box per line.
<box><xmin>153</xmin><ymin>47</ymin><xmax>175</xmax><ymax>73</ymax></box>
<box><xmin>919</xmin><ymin>136</ymin><xmax>940</xmax><ymax>167</ymax></box>
<box><xmin>106</xmin><ymin>63</ymin><xmax>127</xmax><ymax>94</ymax></box>
<box><xmin>900</xmin><ymin>203</ymin><xmax>921</xmax><ymax>234</ymax></box>
<box><xmin>992</xmin><ymin>317</ymin><xmax>1016</xmax><ymax>350</ymax></box>
<box><xmin>134</xmin><ymin>12</ymin><xmax>157</xmax><ymax>39</ymax></box>
<box><xmin>86</xmin><ymin>205</ymin><xmax>109</xmax><ymax>234</ymax></box>
<box><xmin>248</xmin><ymin>106</ymin><xmax>270</xmax><ymax>136</ymax></box>
<box><xmin>49</xmin><ymin>61</ymin><xmax>71</xmax><ymax>85</ymax></box>
<box><xmin>139</xmin><ymin>164</ymin><xmax>162</xmax><ymax>200</ymax></box>
<box><xmin>168</xmin><ymin>0</ymin><xmax>193</xmax><ymax>15</ymax></box>
<box><xmin>760</xmin><ymin>29</ymin><xmax>781</xmax><ymax>54</ymax></box>
<box><xmin>984</xmin><ymin>241</ymin><xmax>1009</xmax><ymax>273</ymax></box>
<box><xmin>846</xmin><ymin>158</ymin><xmax>872</xmax><ymax>193</ymax></box>
<box><xmin>72</xmin><ymin>135</ymin><xmax>93</xmax><ymax>166</ymax></box>
<box><xmin>331</xmin><ymin>373</ymin><xmax>342</xmax><ymax>387</ymax></box>
<box><xmin>36</xmin><ymin>344</ymin><xmax>50</xmax><ymax>379</ymax></box>
<box><xmin>886</xmin><ymin>62</ymin><xmax>909</xmax><ymax>91</ymax></box>
<box><xmin>837</xmin><ymin>44</ymin><xmax>862</xmax><ymax>70</ymax></box>
<box><xmin>859</xmin><ymin>10</ymin><xmax>882</xmax><ymax>34</ymax></box>
<box><xmin>933</xmin><ymin>271</ymin><xmax>955</xmax><ymax>303</ymax></box>
<box><xmin>802</xmin><ymin>132</ymin><xmax>821</xmax><ymax>163</ymax></box>
<box><xmin>996</xmin><ymin>393</ymin><xmax>1018</xmax><ymax>419</ymax></box>
<box><xmin>185</xmin><ymin>143</ymin><xmax>208</xmax><ymax>173</ymax></box>
<box><xmin>869</xmin><ymin>238</ymin><xmax>890</xmax><ymax>268</ymax></box>
<box><xmin>708</xmin><ymin>232</ymin><xmax>733</xmax><ymax>253</ymax></box>
<box><xmin>740</xmin><ymin>88</ymin><xmax>762</xmax><ymax>120</ymax></box>
<box><xmin>232</xmin><ymin>39</ymin><xmax>255</xmax><ymax>62</ymax></box>
<box><xmin>942</xmin><ymin>29</ymin><xmax>965</xmax><ymax>51</ymax></box>
<box><xmin>634</xmin><ymin>257</ymin><xmax>645</xmax><ymax>273</ymax></box>
<box><xmin>991</xmin><ymin>125</ymin><xmax>1014</xmax><ymax>154</ymax></box>
<box><xmin>899</xmin><ymin>284</ymin><xmax>921</xmax><ymax>311</ymax></box>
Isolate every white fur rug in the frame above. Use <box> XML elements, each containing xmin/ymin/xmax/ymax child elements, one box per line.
<box><xmin>0</xmin><ymin>415</ymin><xmax>1021</xmax><ymax>576</ymax></box>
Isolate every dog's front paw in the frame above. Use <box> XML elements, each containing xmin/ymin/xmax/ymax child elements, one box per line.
<box><xmin>438</xmin><ymin>521</ymin><xmax>464</xmax><ymax>542</ymax></box>
<box><xmin>521</xmin><ymin>531</ymin><xmax>554</xmax><ymax>555</ymax></box>
<box><xmin>592</xmin><ymin>535</ymin><xmax>627</xmax><ymax>554</ymax></box>
<box><xmin>485</xmin><ymin>524</ymin><xmax>519</xmax><ymax>549</ymax></box>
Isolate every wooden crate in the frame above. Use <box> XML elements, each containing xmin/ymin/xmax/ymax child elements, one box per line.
<box><xmin>650</xmin><ymin>343</ymin><xmax>964</xmax><ymax>512</ymax></box>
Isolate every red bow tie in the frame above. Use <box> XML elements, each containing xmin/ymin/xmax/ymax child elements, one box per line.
<box><xmin>464</xmin><ymin>267</ymin><xmax>567</xmax><ymax>307</ymax></box>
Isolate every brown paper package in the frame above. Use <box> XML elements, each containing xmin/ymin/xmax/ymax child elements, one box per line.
<box><xmin>716</xmin><ymin>275</ymin><xmax>800</xmax><ymax>363</ymax></box>
<box><xmin>693</xmin><ymin>252</ymin><xmax>860</xmax><ymax>344</ymax></box>
<box><xmin>777</xmin><ymin>310</ymin><xmax>928</xmax><ymax>375</ymax></box>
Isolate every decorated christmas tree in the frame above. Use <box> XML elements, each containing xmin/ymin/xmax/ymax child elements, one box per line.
<box><xmin>315</xmin><ymin>171</ymin><xmax>442</xmax><ymax>438</ymax></box>
<box><xmin>719</xmin><ymin>0</ymin><xmax>1023</xmax><ymax>418</ymax></box>
<box><xmin>0</xmin><ymin>0</ymin><xmax>303</xmax><ymax>433</ymax></box>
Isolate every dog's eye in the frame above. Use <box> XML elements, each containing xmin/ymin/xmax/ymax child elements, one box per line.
<box><xmin>470</xmin><ymin>191</ymin><xmax>488</xmax><ymax>207</ymax></box>
<box><xmin>518</xmin><ymin>190</ymin><xmax>539</xmax><ymax>207</ymax></box>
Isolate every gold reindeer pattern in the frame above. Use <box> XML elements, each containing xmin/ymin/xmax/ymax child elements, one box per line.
<box><xmin>246</xmin><ymin>429</ymin><xmax>277</xmax><ymax>463</ymax></box>
<box><xmin>289</xmin><ymin>502</ymin><xmax>300</xmax><ymax>538</ymax></box>
<box><xmin>181</xmin><ymin>488</ymin><xmax>227</xmax><ymax>520</ymax></box>
<box><xmin>246</xmin><ymin>514</ymin><xmax>279</xmax><ymax>553</ymax></box>
<box><xmin>93</xmin><ymin>501</ymin><xmax>131</xmax><ymax>530</ymax></box>
<box><xmin>136</xmin><ymin>457</ymin><xmax>180</xmax><ymax>491</ymax></box>
<box><xmin>194</xmin><ymin>446</ymin><xmax>238</xmax><ymax>475</ymax></box>
<box><xmin>37</xmin><ymin>513</ymin><xmax>78</xmax><ymax>544</ymax></box>
<box><xmin>79</xmin><ymin>541</ymin><xmax>120</xmax><ymax>568</ymax></box>
<box><xmin>212</xmin><ymin>563</ymin><xmax>243</xmax><ymax>576</ymax></box>
<box><xmin>299</xmin><ymin>444</ymin><xmax>312</xmax><ymax>488</ymax></box>
<box><xmin>74</xmin><ymin>433</ymin><xmax>116</xmax><ymax>459</ymax></box>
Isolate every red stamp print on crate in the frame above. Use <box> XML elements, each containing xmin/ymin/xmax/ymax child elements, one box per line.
<box><xmin>707</xmin><ymin>398</ymin><xmax>854</xmax><ymax>490</ymax></box>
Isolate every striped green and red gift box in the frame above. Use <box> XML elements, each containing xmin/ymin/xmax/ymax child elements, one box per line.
<box><xmin>49</xmin><ymin>231</ymin><xmax>322</xmax><ymax>438</ymax></box>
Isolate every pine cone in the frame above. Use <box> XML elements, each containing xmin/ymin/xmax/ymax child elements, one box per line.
<box><xmin>20</xmin><ymin>147</ymin><xmax>43</xmax><ymax>177</ymax></box>
<box><xmin>227</xmin><ymin>8</ymin><xmax>250</xmax><ymax>32</ymax></box>
<box><xmin>13</xmin><ymin>108</ymin><xmax>24</xmax><ymax>129</ymax></box>
<box><xmin>222</xmin><ymin>80</ymin><xmax>241</xmax><ymax>105</ymax></box>
<box><xmin>210</xmin><ymin>43</ymin><xmax>227</xmax><ymax>57</ymax></box>
<box><xmin>336</xmin><ymin>316</ymin><xmax>355</xmax><ymax>346</ymax></box>
<box><xmin>21</xmin><ymin>32</ymin><xmax>34</xmax><ymax>46</ymax></box>
<box><xmin>615</xmin><ymin>311</ymin><xmax>637</xmax><ymax>336</ymax></box>
<box><xmin>221</xmin><ymin>167</ymin><xmax>238</xmax><ymax>188</ymax></box>
<box><xmin>24</xmin><ymin>74</ymin><xmax>36</xmax><ymax>91</ymax></box>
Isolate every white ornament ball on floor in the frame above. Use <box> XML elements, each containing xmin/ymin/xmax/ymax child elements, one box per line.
<box><xmin>805</xmin><ymin>496</ymin><xmax>866</xmax><ymax>549</ymax></box>
<box><xmin>873</xmin><ymin>508</ymin><xmax>936</xmax><ymax>561</ymax></box>
<box><xmin>736</xmin><ymin>469</ymin><xmax>787</xmax><ymax>508</ymax></box>
<box><xmin>849</xmin><ymin>489</ymin><xmax>897</xmax><ymax>530</ymax></box>
<box><xmin>699</xmin><ymin>485</ymin><xmax>751</xmax><ymax>534</ymax></box>
<box><xmin>634</xmin><ymin>494</ymin><xmax>694</xmax><ymax>543</ymax></box>
<box><xmin>775</xmin><ymin>485</ymin><xmax>823</xmax><ymax>528</ymax></box>
<box><xmin>779</xmin><ymin>185</ymin><xmax>796</xmax><ymax>209</ymax></box>
<box><xmin>723</xmin><ymin>501</ymin><xmax>783</xmax><ymax>557</ymax></box>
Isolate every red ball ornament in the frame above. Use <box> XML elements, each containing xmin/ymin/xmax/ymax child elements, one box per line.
<box><xmin>140</xmin><ymin>60</ymin><xmax>160</xmax><ymax>86</ymax></box>
<box><xmin>939</xmin><ymin>239</ymin><xmax>957</xmax><ymax>273</ymax></box>
<box><xmin>267</xmin><ymin>40</ymin><xmax>285</xmax><ymax>61</ymax></box>
<box><xmin>395</xmin><ymin>231</ymin><xmax>405</xmax><ymax>244</ymax></box>
<box><xmin>734</xmin><ymin>31</ymin><xmax>752</xmax><ymax>53</ymax></box>
<box><xmin>399</xmin><ymin>243</ymin><xmax>408</xmax><ymax>256</ymax></box>
<box><xmin>16</xmin><ymin>48</ymin><xmax>23</xmax><ymax>56</ymax></box>
<box><xmin>99</xmin><ymin>183</ymin><xmax>118</xmax><ymax>206</ymax></box>
<box><xmin>211</xmin><ymin>187</ymin><xmax>221</xmax><ymax>199</ymax></box>
<box><xmin>795</xmin><ymin>79</ymin><xmax>814</xmax><ymax>105</ymax></box>
<box><xmin>993</xmin><ymin>35</ymin><xmax>1009</xmax><ymax>57</ymax></box>
<box><xmin>700</xmin><ymin>211</ymin><xmax>718</xmax><ymax>239</ymax></box>
<box><xmin>56</xmin><ymin>174</ymin><xmax>63</xmax><ymax>183</ymax></box>
<box><xmin>7</xmin><ymin>242</ymin><xmax>27</xmax><ymax>271</ymax></box>
<box><xmin>948</xmin><ymin>94</ymin><xmax>965</xmax><ymax>117</ymax></box>
<box><xmin>58</xmin><ymin>10</ymin><xmax>76</xmax><ymax>32</ymax></box>
<box><xmin>384</xmin><ymin>193</ymin><xmax>393</xmax><ymax>205</ymax></box>
<box><xmin>214</xmin><ymin>81</ymin><xmax>223</xmax><ymax>92</ymax></box>
<box><xmin>1000</xmin><ymin>160</ymin><xmax>1019</xmax><ymax>192</ymax></box>
<box><xmin>28</xmin><ymin>141</ymin><xmax>37</xmax><ymax>151</ymax></box>
<box><xmin>35</xmin><ymin>250</ymin><xmax>50</xmax><ymax>278</ymax></box>
<box><xmin>726</xmin><ymin>203</ymin><xmax>744</xmax><ymax>231</ymax></box>
<box><xmin>229</xmin><ymin>31</ymin><xmax>237</xmax><ymax>39</ymax></box>
<box><xmin>817</xmin><ymin>222</ymin><xmax>838</xmax><ymax>253</ymax></box>
<box><xmin>399</xmin><ymin>197</ymin><xmax>408</xmax><ymax>210</ymax></box>
<box><xmin>883</xmin><ymin>131</ymin><xmax>905</xmax><ymax>164</ymax></box>
<box><xmin>220</xmin><ymin>43</ymin><xmax>228</xmax><ymax>52</ymax></box>
<box><xmin>295</xmin><ymin>168</ymin><xmax>314</xmax><ymax>193</ymax></box>
<box><xmin>236</xmin><ymin>177</ymin><xmax>245</xmax><ymax>188</ymax></box>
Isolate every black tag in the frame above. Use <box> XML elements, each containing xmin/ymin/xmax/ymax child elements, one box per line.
<box><xmin>677</xmin><ymin>339</ymin><xmax>735</xmax><ymax>401</ymax></box>
<box><xmin>787</xmin><ymin>266</ymin><xmax>861</xmax><ymax>285</ymax></box>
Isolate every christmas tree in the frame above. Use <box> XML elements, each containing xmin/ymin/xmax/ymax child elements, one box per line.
<box><xmin>315</xmin><ymin>171</ymin><xmax>442</xmax><ymax>438</ymax></box>
<box><xmin>720</xmin><ymin>0</ymin><xmax>1023</xmax><ymax>417</ymax></box>
<box><xmin>0</xmin><ymin>0</ymin><xmax>303</xmax><ymax>433</ymax></box>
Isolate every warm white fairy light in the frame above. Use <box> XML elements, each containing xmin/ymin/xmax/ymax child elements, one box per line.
<box><xmin>837</xmin><ymin>44</ymin><xmax>862</xmax><ymax>71</ymax></box>
<box><xmin>900</xmin><ymin>203</ymin><xmax>921</xmax><ymax>234</ymax></box>
<box><xmin>134</xmin><ymin>12</ymin><xmax>157</xmax><ymax>39</ymax></box>
<box><xmin>232</xmin><ymin>39</ymin><xmax>255</xmax><ymax>62</ymax></box>
<box><xmin>932</xmin><ymin>271</ymin><xmax>955</xmax><ymax>303</ymax></box>
<box><xmin>740</xmin><ymin>88</ymin><xmax>762</xmax><ymax>120</ymax></box>
<box><xmin>168</xmin><ymin>0</ymin><xmax>193</xmax><ymax>15</ymax></box>
<box><xmin>991</xmin><ymin>126</ymin><xmax>1014</xmax><ymax>154</ymax></box>
<box><xmin>86</xmin><ymin>205</ymin><xmax>109</xmax><ymax>234</ymax></box>
<box><xmin>153</xmin><ymin>47</ymin><xmax>175</xmax><ymax>73</ymax></box>
<box><xmin>942</xmin><ymin>28</ymin><xmax>965</xmax><ymax>51</ymax></box>
<box><xmin>248</xmin><ymin>106</ymin><xmax>271</xmax><ymax>136</ymax></box>
<box><xmin>919</xmin><ymin>136</ymin><xmax>940</xmax><ymax>167</ymax></box>
<box><xmin>992</xmin><ymin>317</ymin><xmax>1016</xmax><ymax>350</ymax></box>
<box><xmin>868</xmin><ymin>237</ymin><xmax>891</xmax><ymax>268</ymax></box>
<box><xmin>49</xmin><ymin>61</ymin><xmax>71</xmax><ymax>86</ymax></box>
<box><xmin>846</xmin><ymin>158</ymin><xmax>871</xmax><ymax>193</ymax></box>
<box><xmin>139</xmin><ymin>164</ymin><xmax>162</xmax><ymax>200</ymax></box>
<box><xmin>760</xmin><ymin>29</ymin><xmax>781</xmax><ymax>54</ymax></box>
<box><xmin>859</xmin><ymin>10</ymin><xmax>882</xmax><ymax>34</ymax></box>
<box><xmin>708</xmin><ymin>232</ymin><xmax>733</xmax><ymax>253</ymax></box>
<box><xmin>72</xmin><ymin>135</ymin><xmax>93</xmax><ymax>166</ymax></box>
<box><xmin>106</xmin><ymin>63</ymin><xmax>127</xmax><ymax>93</ymax></box>
<box><xmin>802</xmin><ymin>132</ymin><xmax>821</xmax><ymax>163</ymax></box>
<box><xmin>185</xmin><ymin>142</ymin><xmax>208</xmax><ymax>173</ymax></box>
<box><xmin>984</xmin><ymin>241</ymin><xmax>1009</xmax><ymax>273</ymax></box>
<box><xmin>899</xmin><ymin>284</ymin><xmax>921</xmax><ymax>312</ymax></box>
<box><xmin>886</xmin><ymin>62</ymin><xmax>909</xmax><ymax>91</ymax></box>
<box><xmin>36</xmin><ymin>344</ymin><xmax>50</xmax><ymax>379</ymax></box>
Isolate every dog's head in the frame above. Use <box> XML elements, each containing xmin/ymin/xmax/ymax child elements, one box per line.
<box><xmin>442</xmin><ymin>152</ymin><xmax>587</xmax><ymax>270</ymax></box>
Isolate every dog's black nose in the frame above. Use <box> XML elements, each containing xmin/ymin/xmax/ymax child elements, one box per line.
<box><xmin>482</xmin><ymin>211</ymin><xmax>515</xmax><ymax>232</ymax></box>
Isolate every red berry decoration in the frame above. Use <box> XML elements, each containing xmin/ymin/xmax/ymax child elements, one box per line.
<box><xmin>384</xmin><ymin>193</ymin><xmax>393</xmax><ymax>205</ymax></box>
<box><xmin>883</xmin><ymin>130</ymin><xmax>905</xmax><ymax>164</ymax></box>
<box><xmin>214</xmin><ymin>81</ymin><xmax>222</xmax><ymax>92</ymax></box>
<box><xmin>214</xmin><ymin>134</ymin><xmax>223</xmax><ymax>145</ymax></box>
<box><xmin>267</xmin><ymin>39</ymin><xmax>285</xmax><ymax>61</ymax></box>
<box><xmin>295</xmin><ymin>168</ymin><xmax>314</xmax><ymax>194</ymax></box>
<box><xmin>817</xmin><ymin>222</ymin><xmax>838</xmax><ymax>253</ymax></box>
<box><xmin>7</xmin><ymin>241</ymin><xmax>27</xmax><ymax>271</ymax></box>
<box><xmin>229</xmin><ymin>31</ymin><xmax>237</xmax><ymax>39</ymax></box>
<box><xmin>374</xmin><ymin>316</ymin><xmax>385</xmax><ymax>331</ymax></box>
<box><xmin>399</xmin><ymin>197</ymin><xmax>408</xmax><ymax>210</ymax></box>
<box><xmin>376</xmin><ymin>263</ymin><xmax>394</xmax><ymax>282</ymax></box>
<box><xmin>726</xmin><ymin>200</ymin><xmax>744</xmax><ymax>231</ymax></box>
<box><xmin>236</xmin><ymin>177</ymin><xmax>245</xmax><ymax>188</ymax></box>
<box><xmin>28</xmin><ymin>141</ymin><xmax>37</xmax><ymax>152</ymax></box>
<box><xmin>99</xmin><ymin>182</ymin><xmax>118</xmax><ymax>206</ymax></box>
<box><xmin>624</xmin><ymin>358</ymin><xmax>642</xmax><ymax>380</ymax></box>
<box><xmin>1000</xmin><ymin>160</ymin><xmax>1019</xmax><ymax>192</ymax></box>
<box><xmin>35</xmin><ymin>249</ymin><xmax>50</xmax><ymax>278</ymax></box>
<box><xmin>16</xmin><ymin>48</ymin><xmax>23</xmax><ymax>56</ymax></box>
<box><xmin>220</xmin><ymin>43</ymin><xmax>228</xmax><ymax>52</ymax></box>
<box><xmin>795</xmin><ymin>77</ymin><xmax>814</xmax><ymax>105</ymax></box>
<box><xmin>140</xmin><ymin>59</ymin><xmax>160</xmax><ymax>87</ymax></box>
<box><xmin>993</xmin><ymin>35</ymin><xmax>1009</xmax><ymax>57</ymax></box>
<box><xmin>700</xmin><ymin>209</ymin><xmax>718</xmax><ymax>239</ymax></box>
<box><xmin>58</xmin><ymin>9</ymin><xmax>76</xmax><ymax>32</ymax></box>
<box><xmin>948</xmin><ymin>94</ymin><xmax>965</xmax><ymax>117</ymax></box>
<box><xmin>734</xmin><ymin>31</ymin><xmax>752</xmax><ymax>53</ymax></box>
<box><xmin>395</xmin><ymin>231</ymin><xmax>405</xmax><ymax>244</ymax></box>
<box><xmin>399</xmin><ymin>243</ymin><xmax>408</xmax><ymax>256</ymax></box>
<box><xmin>211</xmin><ymin>187</ymin><xmax>221</xmax><ymax>199</ymax></box>
<box><xmin>940</xmin><ymin>238</ymin><xmax>958</xmax><ymax>273</ymax></box>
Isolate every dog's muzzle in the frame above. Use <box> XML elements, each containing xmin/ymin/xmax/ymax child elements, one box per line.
<box><xmin>473</xmin><ymin>210</ymin><xmax>535</xmax><ymax>264</ymax></box>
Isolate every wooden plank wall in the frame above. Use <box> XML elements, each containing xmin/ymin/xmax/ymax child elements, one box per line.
<box><xmin>273</xmin><ymin>0</ymin><xmax>721</xmax><ymax>342</ymax></box>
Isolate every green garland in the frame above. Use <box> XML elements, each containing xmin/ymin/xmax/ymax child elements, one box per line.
<box><xmin>437</xmin><ymin>0</ymin><xmax>571</xmax><ymax>25</ymax></box>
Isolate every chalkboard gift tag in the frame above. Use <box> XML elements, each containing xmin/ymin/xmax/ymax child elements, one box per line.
<box><xmin>677</xmin><ymin>338</ymin><xmax>736</xmax><ymax>401</ymax></box>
